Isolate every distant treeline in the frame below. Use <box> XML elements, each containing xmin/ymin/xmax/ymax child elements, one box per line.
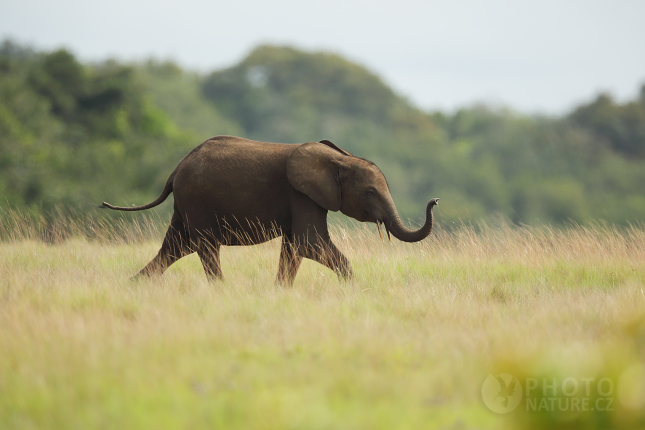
<box><xmin>1</xmin><ymin>41</ymin><xmax>644</xmax><ymax>226</ymax></box>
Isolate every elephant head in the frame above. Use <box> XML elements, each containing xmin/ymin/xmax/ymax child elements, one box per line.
<box><xmin>287</xmin><ymin>140</ymin><xmax>438</xmax><ymax>242</ymax></box>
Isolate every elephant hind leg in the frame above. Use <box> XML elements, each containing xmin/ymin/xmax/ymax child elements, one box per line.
<box><xmin>195</xmin><ymin>237</ymin><xmax>223</xmax><ymax>281</ymax></box>
<box><xmin>134</xmin><ymin>212</ymin><xmax>191</xmax><ymax>279</ymax></box>
<box><xmin>276</xmin><ymin>234</ymin><xmax>303</xmax><ymax>286</ymax></box>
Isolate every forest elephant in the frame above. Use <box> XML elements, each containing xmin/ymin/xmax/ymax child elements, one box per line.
<box><xmin>98</xmin><ymin>136</ymin><xmax>439</xmax><ymax>285</ymax></box>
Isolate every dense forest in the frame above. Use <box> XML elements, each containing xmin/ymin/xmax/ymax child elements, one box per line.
<box><xmin>1</xmin><ymin>40</ymin><xmax>644</xmax><ymax>226</ymax></box>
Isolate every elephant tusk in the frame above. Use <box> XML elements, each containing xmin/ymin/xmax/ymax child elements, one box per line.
<box><xmin>385</xmin><ymin>225</ymin><xmax>392</xmax><ymax>242</ymax></box>
<box><xmin>376</xmin><ymin>220</ymin><xmax>384</xmax><ymax>241</ymax></box>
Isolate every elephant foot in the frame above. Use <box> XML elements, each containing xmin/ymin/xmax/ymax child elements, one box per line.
<box><xmin>130</xmin><ymin>268</ymin><xmax>158</xmax><ymax>281</ymax></box>
<box><xmin>335</xmin><ymin>266</ymin><xmax>354</xmax><ymax>281</ymax></box>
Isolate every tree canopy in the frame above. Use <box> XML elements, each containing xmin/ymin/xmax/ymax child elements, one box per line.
<box><xmin>1</xmin><ymin>41</ymin><xmax>644</xmax><ymax>226</ymax></box>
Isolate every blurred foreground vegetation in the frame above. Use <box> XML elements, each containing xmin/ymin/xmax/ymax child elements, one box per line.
<box><xmin>1</xmin><ymin>40</ymin><xmax>644</xmax><ymax>226</ymax></box>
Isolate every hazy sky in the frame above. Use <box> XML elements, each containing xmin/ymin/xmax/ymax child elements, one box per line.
<box><xmin>2</xmin><ymin>0</ymin><xmax>644</xmax><ymax>114</ymax></box>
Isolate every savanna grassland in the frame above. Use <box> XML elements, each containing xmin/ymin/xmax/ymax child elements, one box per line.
<box><xmin>2</xmin><ymin>213</ymin><xmax>645</xmax><ymax>430</ymax></box>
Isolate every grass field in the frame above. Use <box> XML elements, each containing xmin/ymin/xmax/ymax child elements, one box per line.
<box><xmin>1</xmin><ymin>214</ymin><xmax>645</xmax><ymax>429</ymax></box>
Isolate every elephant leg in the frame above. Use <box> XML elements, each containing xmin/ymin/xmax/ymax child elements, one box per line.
<box><xmin>196</xmin><ymin>240</ymin><xmax>223</xmax><ymax>281</ymax></box>
<box><xmin>134</xmin><ymin>212</ymin><xmax>191</xmax><ymax>278</ymax></box>
<box><xmin>289</xmin><ymin>191</ymin><xmax>352</xmax><ymax>280</ymax></box>
<box><xmin>276</xmin><ymin>234</ymin><xmax>303</xmax><ymax>286</ymax></box>
<box><xmin>318</xmin><ymin>240</ymin><xmax>353</xmax><ymax>280</ymax></box>
<box><xmin>298</xmin><ymin>238</ymin><xmax>353</xmax><ymax>280</ymax></box>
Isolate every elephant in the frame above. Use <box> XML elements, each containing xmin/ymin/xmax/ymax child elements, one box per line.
<box><xmin>99</xmin><ymin>136</ymin><xmax>439</xmax><ymax>284</ymax></box>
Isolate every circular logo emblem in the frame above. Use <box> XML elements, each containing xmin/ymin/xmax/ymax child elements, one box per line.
<box><xmin>482</xmin><ymin>373</ymin><xmax>523</xmax><ymax>413</ymax></box>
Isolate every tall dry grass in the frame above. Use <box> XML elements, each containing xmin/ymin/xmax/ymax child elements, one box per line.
<box><xmin>1</xmin><ymin>209</ymin><xmax>644</xmax><ymax>429</ymax></box>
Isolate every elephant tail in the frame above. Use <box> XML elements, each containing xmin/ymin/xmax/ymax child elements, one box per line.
<box><xmin>97</xmin><ymin>172</ymin><xmax>175</xmax><ymax>212</ymax></box>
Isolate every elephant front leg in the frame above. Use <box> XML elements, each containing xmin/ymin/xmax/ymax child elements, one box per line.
<box><xmin>289</xmin><ymin>194</ymin><xmax>352</xmax><ymax>280</ymax></box>
<box><xmin>319</xmin><ymin>240</ymin><xmax>353</xmax><ymax>280</ymax></box>
<box><xmin>276</xmin><ymin>234</ymin><xmax>303</xmax><ymax>286</ymax></box>
<box><xmin>299</xmin><ymin>238</ymin><xmax>353</xmax><ymax>280</ymax></box>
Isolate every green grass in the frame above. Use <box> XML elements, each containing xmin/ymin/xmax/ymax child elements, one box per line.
<box><xmin>1</xmin><ymin>219</ymin><xmax>645</xmax><ymax>429</ymax></box>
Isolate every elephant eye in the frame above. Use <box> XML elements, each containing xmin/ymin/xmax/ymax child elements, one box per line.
<box><xmin>365</xmin><ymin>190</ymin><xmax>375</xmax><ymax>199</ymax></box>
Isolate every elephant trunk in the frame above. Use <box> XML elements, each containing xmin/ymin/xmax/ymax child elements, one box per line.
<box><xmin>383</xmin><ymin>198</ymin><xmax>439</xmax><ymax>243</ymax></box>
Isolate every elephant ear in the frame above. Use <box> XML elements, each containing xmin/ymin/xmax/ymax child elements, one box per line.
<box><xmin>319</xmin><ymin>139</ymin><xmax>352</xmax><ymax>156</ymax></box>
<box><xmin>287</xmin><ymin>142</ymin><xmax>348</xmax><ymax>211</ymax></box>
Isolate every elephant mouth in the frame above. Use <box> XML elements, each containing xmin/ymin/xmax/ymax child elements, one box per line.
<box><xmin>375</xmin><ymin>219</ymin><xmax>392</xmax><ymax>242</ymax></box>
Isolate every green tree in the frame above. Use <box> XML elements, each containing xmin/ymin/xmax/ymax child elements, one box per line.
<box><xmin>3</xmin><ymin>40</ymin><xmax>645</xmax><ymax>227</ymax></box>
<box><xmin>569</xmin><ymin>88</ymin><xmax>645</xmax><ymax>158</ymax></box>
